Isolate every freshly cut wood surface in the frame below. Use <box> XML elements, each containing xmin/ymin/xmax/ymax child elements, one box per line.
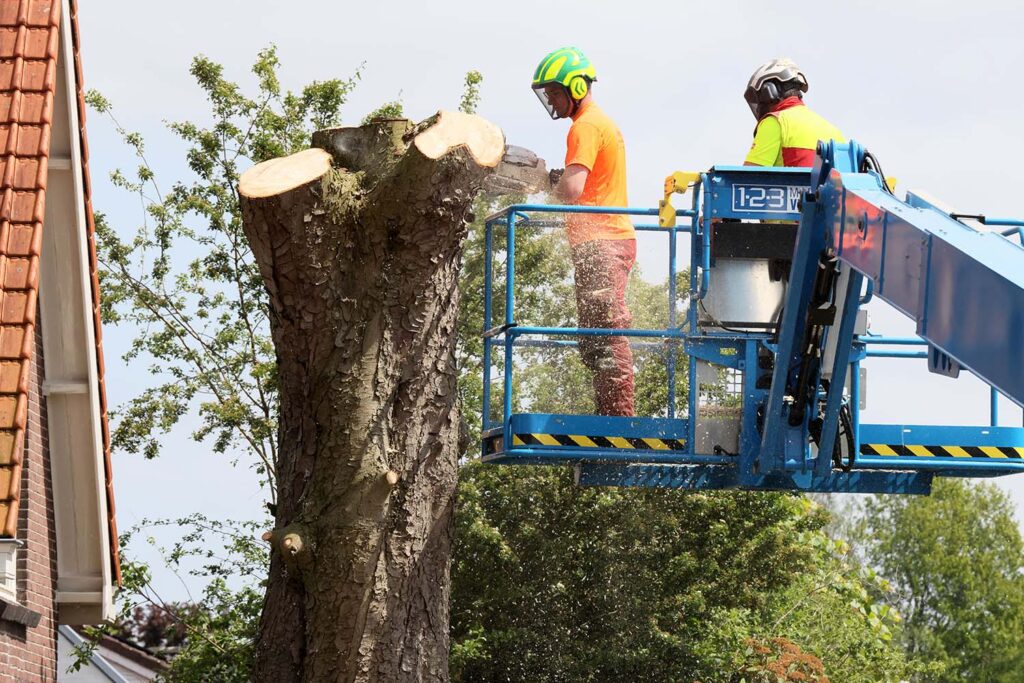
<box><xmin>413</xmin><ymin>110</ymin><xmax>504</xmax><ymax>167</ymax></box>
<box><xmin>239</xmin><ymin>148</ymin><xmax>332</xmax><ymax>199</ymax></box>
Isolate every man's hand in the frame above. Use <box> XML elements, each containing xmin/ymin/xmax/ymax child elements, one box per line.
<box><xmin>548</xmin><ymin>168</ymin><xmax>564</xmax><ymax>188</ymax></box>
<box><xmin>553</xmin><ymin>164</ymin><xmax>589</xmax><ymax>203</ymax></box>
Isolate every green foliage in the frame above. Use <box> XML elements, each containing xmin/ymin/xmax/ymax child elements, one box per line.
<box><xmin>361</xmin><ymin>98</ymin><xmax>404</xmax><ymax>124</ymax></box>
<box><xmin>450</xmin><ymin>465</ymin><xmax>924</xmax><ymax>681</ymax></box>
<box><xmin>451</xmin><ymin>462</ymin><xmax>810</xmax><ymax>681</ymax></box>
<box><xmin>141</xmin><ymin>517</ymin><xmax>266</xmax><ymax>682</ymax></box>
<box><xmin>738</xmin><ymin>526</ymin><xmax>937</xmax><ymax>682</ymax></box>
<box><xmin>736</xmin><ymin>638</ymin><xmax>828</xmax><ymax>682</ymax></box>
<box><xmin>459</xmin><ymin>70</ymin><xmax>484</xmax><ymax>114</ymax></box>
<box><xmin>93</xmin><ymin>44</ymin><xmax>360</xmax><ymax>495</ymax></box>
<box><xmin>858</xmin><ymin>479</ymin><xmax>1024</xmax><ymax>681</ymax></box>
<box><xmin>68</xmin><ymin>517</ymin><xmax>265</xmax><ymax>681</ymax></box>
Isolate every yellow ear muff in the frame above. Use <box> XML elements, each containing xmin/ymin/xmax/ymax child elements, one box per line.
<box><xmin>569</xmin><ymin>76</ymin><xmax>588</xmax><ymax>100</ymax></box>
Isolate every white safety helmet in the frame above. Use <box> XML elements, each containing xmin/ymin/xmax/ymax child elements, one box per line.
<box><xmin>744</xmin><ymin>58</ymin><xmax>809</xmax><ymax>119</ymax></box>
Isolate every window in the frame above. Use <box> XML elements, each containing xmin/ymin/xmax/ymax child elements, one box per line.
<box><xmin>0</xmin><ymin>538</ymin><xmax>19</xmax><ymax>603</ymax></box>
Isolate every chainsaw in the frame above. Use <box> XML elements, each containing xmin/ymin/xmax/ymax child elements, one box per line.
<box><xmin>482</xmin><ymin>144</ymin><xmax>555</xmax><ymax>197</ymax></box>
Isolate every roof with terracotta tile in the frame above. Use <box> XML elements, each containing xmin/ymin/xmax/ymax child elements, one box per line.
<box><xmin>0</xmin><ymin>0</ymin><xmax>119</xmax><ymax>583</ymax></box>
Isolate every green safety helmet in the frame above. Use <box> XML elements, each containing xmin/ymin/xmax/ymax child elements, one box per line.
<box><xmin>531</xmin><ymin>47</ymin><xmax>597</xmax><ymax>119</ymax></box>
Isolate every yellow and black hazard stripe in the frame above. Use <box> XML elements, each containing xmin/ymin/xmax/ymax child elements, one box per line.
<box><xmin>860</xmin><ymin>444</ymin><xmax>1024</xmax><ymax>459</ymax></box>
<box><xmin>512</xmin><ymin>433</ymin><xmax>687</xmax><ymax>451</ymax></box>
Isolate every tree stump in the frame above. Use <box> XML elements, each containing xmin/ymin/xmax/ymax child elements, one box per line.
<box><xmin>239</xmin><ymin>111</ymin><xmax>504</xmax><ymax>682</ymax></box>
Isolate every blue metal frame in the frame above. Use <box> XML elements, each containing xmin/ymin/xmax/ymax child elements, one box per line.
<box><xmin>480</xmin><ymin>143</ymin><xmax>1024</xmax><ymax>495</ymax></box>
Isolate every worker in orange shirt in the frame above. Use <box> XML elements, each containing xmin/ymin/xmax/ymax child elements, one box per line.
<box><xmin>532</xmin><ymin>47</ymin><xmax>635</xmax><ymax>417</ymax></box>
<box><xmin>743</xmin><ymin>58</ymin><xmax>844</xmax><ymax>167</ymax></box>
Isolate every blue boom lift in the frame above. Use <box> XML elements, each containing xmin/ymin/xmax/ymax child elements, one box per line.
<box><xmin>480</xmin><ymin>141</ymin><xmax>1024</xmax><ymax>495</ymax></box>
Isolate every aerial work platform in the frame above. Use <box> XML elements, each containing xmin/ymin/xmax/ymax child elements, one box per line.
<box><xmin>480</xmin><ymin>141</ymin><xmax>1024</xmax><ymax>495</ymax></box>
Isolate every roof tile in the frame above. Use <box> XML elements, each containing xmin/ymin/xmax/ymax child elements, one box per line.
<box><xmin>4</xmin><ymin>60</ymin><xmax>53</xmax><ymax>94</ymax></box>
<box><xmin>0</xmin><ymin>324</ymin><xmax>25</xmax><ymax>357</ymax></box>
<box><xmin>0</xmin><ymin>428</ymin><xmax>17</xmax><ymax>462</ymax></box>
<box><xmin>9</xmin><ymin>189</ymin><xmax>42</xmax><ymax>222</ymax></box>
<box><xmin>18</xmin><ymin>124</ymin><xmax>45</xmax><ymax>156</ymax></box>
<box><xmin>0</xmin><ymin>2</ymin><xmax>17</xmax><ymax>24</ymax></box>
<box><xmin>0</xmin><ymin>0</ymin><xmax>57</xmax><ymax>28</ymax></box>
<box><xmin>14</xmin><ymin>28</ymin><xmax>54</xmax><ymax>60</ymax></box>
<box><xmin>3</xmin><ymin>256</ymin><xmax>29</xmax><ymax>288</ymax></box>
<box><xmin>0</xmin><ymin>359</ymin><xmax>19</xmax><ymax>393</ymax></box>
<box><xmin>0</xmin><ymin>395</ymin><xmax>20</xmax><ymax>428</ymax></box>
<box><xmin>12</xmin><ymin>157</ymin><xmax>40</xmax><ymax>188</ymax></box>
<box><xmin>0</xmin><ymin>428</ymin><xmax>13</xmax><ymax>459</ymax></box>
<box><xmin>1</xmin><ymin>290</ymin><xmax>29</xmax><ymax>322</ymax></box>
<box><xmin>15</xmin><ymin>125</ymin><xmax>43</xmax><ymax>156</ymax></box>
<box><xmin>6</xmin><ymin>91</ymin><xmax>51</xmax><ymax>124</ymax></box>
<box><xmin>30</xmin><ymin>0</ymin><xmax>59</xmax><ymax>28</ymax></box>
<box><xmin>79</xmin><ymin>155</ymin><xmax>89</xmax><ymax>193</ymax></box>
<box><xmin>7</xmin><ymin>222</ymin><xmax>35</xmax><ymax>254</ymax></box>
<box><xmin>0</xmin><ymin>465</ymin><xmax>13</xmax><ymax>496</ymax></box>
<box><xmin>0</xmin><ymin>61</ymin><xmax>13</xmax><ymax>90</ymax></box>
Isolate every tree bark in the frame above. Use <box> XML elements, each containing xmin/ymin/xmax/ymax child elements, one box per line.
<box><xmin>239</xmin><ymin>111</ymin><xmax>504</xmax><ymax>682</ymax></box>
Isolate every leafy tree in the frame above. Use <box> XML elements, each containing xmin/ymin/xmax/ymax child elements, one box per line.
<box><xmin>740</xmin><ymin>529</ymin><xmax>942</xmax><ymax>682</ymax></box>
<box><xmin>857</xmin><ymin>478</ymin><xmax>1024</xmax><ymax>681</ymax></box>
<box><xmin>71</xmin><ymin>516</ymin><xmax>264</xmax><ymax>682</ymax></box>
<box><xmin>126</xmin><ymin>517</ymin><xmax>266</xmax><ymax>682</ymax></box>
<box><xmin>451</xmin><ymin>463</ymin><xmax>812</xmax><ymax>681</ymax></box>
<box><xmin>90</xmin><ymin>44</ymin><xmax>363</xmax><ymax>496</ymax></box>
<box><xmin>451</xmin><ymin>466</ymin><xmax>926</xmax><ymax>682</ymax></box>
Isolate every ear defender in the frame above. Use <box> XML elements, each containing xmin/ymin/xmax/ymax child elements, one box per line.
<box><xmin>569</xmin><ymin>76</ymin><xmax>589</xmax><ymax>101</ymax></box>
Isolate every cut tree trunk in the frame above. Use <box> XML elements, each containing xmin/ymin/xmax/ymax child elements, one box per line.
<box><xmin>239</xmin><ymin>111</ymin><xmax>504</xmax><ymax>683</ymax></box>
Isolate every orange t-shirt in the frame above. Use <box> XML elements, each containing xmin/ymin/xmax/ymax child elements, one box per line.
<box><xmin>564</xmin><ymin>101</ymin><xmax>634</xmax><ymax>247</ymax></box>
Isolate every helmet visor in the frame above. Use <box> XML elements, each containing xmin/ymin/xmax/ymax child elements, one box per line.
<box><xmin>533</xmin><ymin>84</ymin><xmax>567</xmax><ymax>120</ymax></box>
<box><xmin>743</xmin><ymin>85</ymin><xmax>763</xmax><ymax>119</ymax></box>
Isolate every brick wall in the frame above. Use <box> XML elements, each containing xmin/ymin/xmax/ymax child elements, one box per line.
<box><xmin>0</xmin><ymin>323</ymin><xmax>56</xmax><ymax>682</ymax></box>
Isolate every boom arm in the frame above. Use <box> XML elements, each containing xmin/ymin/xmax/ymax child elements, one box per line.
<box><xmin>834</xmin><ymin>177</ymin><xmax>1024</xmax><ymax>402</ymax></box>
<box><xmin>761</xmin><ymin>140</ymin><xmax>1024</xmax><ymax>474</ymax></box>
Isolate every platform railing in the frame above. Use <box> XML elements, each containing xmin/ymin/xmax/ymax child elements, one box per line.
<box><xmin>860</xmin><ymin>335</ymin><xmax>1011</xmax><ymax>428</ymax></box>
<box><xmin>482</xmin><ymin>202</ymin><xmax>698</xmax><ymax>441</ymax></box>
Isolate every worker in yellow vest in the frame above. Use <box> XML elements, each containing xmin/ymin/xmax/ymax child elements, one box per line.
<box><xmin>743</xmin><ymin>58</ymin><xmax>844</xmax><ymax>167</ymax></box>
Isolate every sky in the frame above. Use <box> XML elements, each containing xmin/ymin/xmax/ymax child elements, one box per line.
<box><xmin>77</xmin><ymin>0</ymin><xmax>1024</xmax><ymax>597</ymax></box>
